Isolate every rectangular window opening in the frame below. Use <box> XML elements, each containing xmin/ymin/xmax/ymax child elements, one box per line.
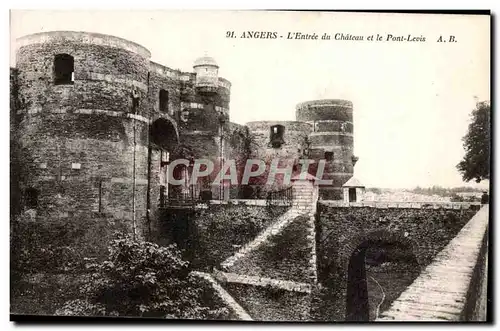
<box><xmin>54</xmin><ymin>54</ymin><xmax>75</xmax><ymax>85</ymax></box>
<box><xmin>159</xmin><ymin>89</ymin><xmax>169</xmax><ymax>113</ymax></box>
<box><xmin>270</xmin><ymin>125</ymin><xmax>285</xmax><ymax>148</ymax></box>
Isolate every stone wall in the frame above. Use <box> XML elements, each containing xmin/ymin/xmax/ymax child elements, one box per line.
<box><xmin>376</xmin><ymin>206</ymin><xmax>489</xmax><ymax>321</ymax></box>
<box><xmin>210</xmin><ymin>176</ymin><xmax>319</xmax><ymax>321</ymax></box>
<box><xmin>317</xmin><ymin>205</ymin><xmax>478</xmax><ymax>281</ymax></box>
<box><xmin>147</xmin><ymin>62</ymin><xmax>182</xmax><ymax>117</ymax></box>
<box><xmin>314</xmin><ymin>204</ymin><xmax>479</xmax><ymax>320</ymax></box>
<box><xmin>16</xmin><ymin>32</ymin><xmax>150</xmax><ymax>116</ymax></box>
<box><xmin>10</xmin><ymin>68</ymin><xmax>21</xmax><ymax>217</ymax></box>
<box><xmin>11</xmin><ymin>31</ymin><xmax>235</xmax><ymax>227</ymax></box>
<box><xmin>224</xmin><ymin>282</ymin><xmax>311</xmax><ymax>321</ymax></box>
<box><xmin>11</xmin><ymin>213</ymin><xmax>132</xmax><ymax>275</ymax></box>
<box><xmin>225</xmin><ymin>214</ymin><xmax>314</xmax><ymax>283</ymax></box>
<box><xmin>322</xmin><ymin>200</ymin><xmax>482</xmax><ymax>209</ymax></box>
<box><xmin>190</xmin><ymin>204</ymin><xmax>289</xmax><ymax>270</ymax></box>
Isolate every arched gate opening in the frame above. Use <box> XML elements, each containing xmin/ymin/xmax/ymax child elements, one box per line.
<box><xmin>345</xmin><ymin>237</ymin><xmax>420</xmax><ymax>321</ymax></box>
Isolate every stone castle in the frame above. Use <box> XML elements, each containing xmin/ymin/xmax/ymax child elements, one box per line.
<box><xmin>10</xmin><ymin>32</ymin><xmax>489</xmax><ymax>323</ymax></box>
<box><xmin>10</xmin><ymin>31</ymin><xmax>357</xmax><ymax>232</ymax></box>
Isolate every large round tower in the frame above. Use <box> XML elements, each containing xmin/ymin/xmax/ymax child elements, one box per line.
<box><xmin>172</xmin><ymin>55</ymin><xmax>232</xmax><ymax>199</ymax></box>
<box><xmin>15</xmin><ymin>31</ymin><xmax>153</xmax><ymax>229</ymax></box>
<box><xmin>296</xmin><ymin>99</ymin><xmax>356</xmax><ymax>200</ymax></box>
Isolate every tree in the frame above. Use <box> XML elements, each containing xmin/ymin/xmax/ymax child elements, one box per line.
<box><xmin>457</xmin><ymin>101</ymin><xmax>491</xmax><ymax>183</ymax></box>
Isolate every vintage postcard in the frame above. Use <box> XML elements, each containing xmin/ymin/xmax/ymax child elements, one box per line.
<box><xmin>9</xmin><ymin>10</ymin><xmax>491</xmax><ymax>322</ymax></box>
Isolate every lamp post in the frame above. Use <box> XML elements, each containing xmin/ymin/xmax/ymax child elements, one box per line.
<box><xmin>131</xmin><ymin>88</ymin><xmax>140</xmax><ymax>240</ymax></box>
<box><xmin>218</xmin><ymin>112</ymin><xmax>226</xmax><ymax>200</ymax></box>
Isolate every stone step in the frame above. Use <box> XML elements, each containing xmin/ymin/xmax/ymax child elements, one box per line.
<box><xmin>190</xmin><ymin>271</ymin><xmax>253</xmax><ymax>321</ymax></box>
<box><xmin>215</xmin><ymin>271</ymin><xmax>313</xmax><ymax>293</ymax></box>
<box><xmin>221</xmin><ymin>207</ymin><xmax>311</xmax><ymax>269</ymax></box>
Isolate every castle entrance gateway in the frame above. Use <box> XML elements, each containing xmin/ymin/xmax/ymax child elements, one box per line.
<box><xmin>149</xmin><ymin>115</ymin><xmax>188</xmax><ymax>249</ymax></box>
<box><xmin>150</xmin><ymin>114</ymin><xmax>179</xmax><ymax>204</ymax></box>
<box><xmin>150</xmin><ymin>115</ymin><xmax>179</xmax><ymax>151</ymax></box>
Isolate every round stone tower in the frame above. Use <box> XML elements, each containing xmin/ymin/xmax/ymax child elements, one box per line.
<box><xmin>296</xmin><ymin>99</ymin><xmax>356</xmax><ymax>200</ymax></box>
<box><xmin>193</xmin><ymin>55</ymin><xmax>219</xmax><ymax>93</ymax></box>
<box><xmin>15</xmin><ymin>31</ymin><xmax>152</xmax><ymax>227</ymax></box>
<box><xmin>178</xmin><ymin>56</ymin><xmax>231</xmax><ymax>156</ymax></box>
<box><xmin>172</xmin><ymin>55</ymin><xmax>232</xmax><ymax>199</ymax></box>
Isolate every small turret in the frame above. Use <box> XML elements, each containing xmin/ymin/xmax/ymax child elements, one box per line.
<box><xmin>193</xmin><ymin>55</ymin><xmax>219</xmax><ymax>93</ymax></box>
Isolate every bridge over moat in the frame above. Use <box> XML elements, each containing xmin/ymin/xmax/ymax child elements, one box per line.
<box><xmin>314</xmin><ymin>202</ymin><xmax>480</xmax><ymax>321</ymax></box>
<box><xmin>184</xmin><ymin>176</ymin><xmax>489</xmax><ymax>321</ymax></box>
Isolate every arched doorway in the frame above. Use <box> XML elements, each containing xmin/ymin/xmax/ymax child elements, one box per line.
<box><xmin>345</xmin><ymin>237</ymin><xmax>419</xmax><ymax>321</ymax></box>
<box><xmin>150</xmin><ymin>116</ymin><xmax>179</xmax><ymax>205</ymax></box>
<box><xmin>150</xmin><ymin>116</ymin><xmax>179</xmax><ymax>150</ymax></box>
<box><xmin>148</xmin><ymin>115</ymin><xmax>179</xmax><ymax>240</ymax></box>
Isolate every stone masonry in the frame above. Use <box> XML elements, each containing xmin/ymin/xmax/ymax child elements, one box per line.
<box><xmin>11</xmin><ymin>30</ymin><xmax>359</xmax><ymax>237</ymax></box>
<box><xmin>211</xmin><ymin>174</ymin><xmax>320</xmax><ymax>320</ymax></box>
<box><xmin>376</xmin><ymin>205</ymin><xmax>489</xmax><ymax>321</ymax></box>
<box><xmin>11</xmin><ymin>31</ymin><xmax>233</xmax><ymax>237</ymax></box>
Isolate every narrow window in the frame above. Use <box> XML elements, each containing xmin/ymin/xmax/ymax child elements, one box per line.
<box><xmin>131</xmin><ymin>88</ymin><xmax>140</xmax><ymax>111</ymax></box>
<box><xmin>325</xmin><ymin>151</ymin><xmax>334</xmax><ymax>162</ymax></box>
<box><xmin>159</xmin><ymin>89</ymin><xmax>169</xmax><ymax>113</ymax></box>
<box><xmin>132</xmin><ymin>96</ymin><xmax>139</xmax><ymax>110</ymax></box>
<box><xmin>270</xmin><ymin>125</ymin><xmax>285</xmax><ymax>148</ymax></box>
<box><xmin>349</xmin><ymin>188</ymin><xmax>357</xmax><ymax>202</ymax></box>
<box><xmin>25</xmin><ymin>188</ymin><xmax>39</xmax><ymax>209</ymax></box>
<box><xmin>54</xmin><ymin>54</ymin><xmax>74</xmax><ymax>85</ymax></box>
<box><xmin>161</xmin><ymin>151</ymin><xmax>170</xmax><ymax>167</ymax></box>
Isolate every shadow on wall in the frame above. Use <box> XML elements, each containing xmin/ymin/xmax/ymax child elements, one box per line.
<box><xmin>345</xmin><ymin>240</ymin><xmax>419</xmax><ymax>321</ymax></box>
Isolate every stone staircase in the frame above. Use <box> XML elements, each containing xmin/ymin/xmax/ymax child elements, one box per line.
<box><xmin>213</xmin><ymin>270</ymin><xmax>313</xmax><ymax>293</ymax></box>
<box><xmin>220</xmin><ymin>174</ymin><xmax>319</xmax><ymax>273</ymax></box>
<box><xmin>191</xmin><ymin>271</ymin><xmax>253</xmax><ymax>321</ymax></box>
<box><xmin>220</xmin><ymin>208</ymin><xmax>304</xmax><ymax>270</ymax></box>
<box><xmin>198</xmin><ymin>175</ymin><xmax>321</xmax><ymax>321</ymax></box>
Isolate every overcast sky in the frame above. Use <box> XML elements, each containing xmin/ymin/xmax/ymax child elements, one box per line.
<box><xmin>10</xmin><ymin>10</ymin><xmax>490</xmax><ymax>189</ymax></box>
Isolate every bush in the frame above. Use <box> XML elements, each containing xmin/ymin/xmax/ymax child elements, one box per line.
<box><xmin>55</xmin><ymin>235</ymin><xmax>229</xmax><ymax>319</ymax></box>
